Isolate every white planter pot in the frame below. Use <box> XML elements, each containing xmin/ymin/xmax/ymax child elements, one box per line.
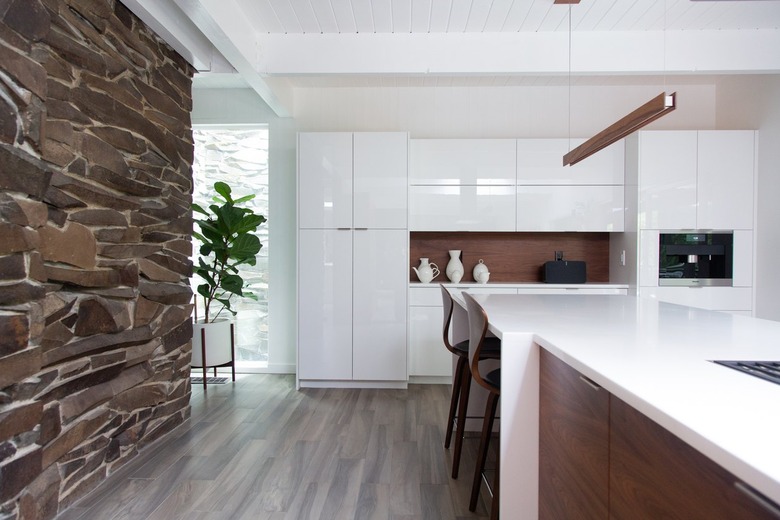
<box><xmin>191</xmin><ymin>318</ymin><xmax>234</xmax><ymax>368</ymax></box>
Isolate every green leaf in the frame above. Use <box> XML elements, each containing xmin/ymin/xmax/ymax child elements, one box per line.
<box><xmin>229</xmin><ymin>234</ymin><xmax>261</xmax><ymax>261</ymax></box>
<box><xmin>221</xmin><ymin>274</ymin><xmax>244</xmax><ymax>295</ymax></box>
<box><xmin>191</xmin><ymin>203</ymin><xmax>209</xmax><ymax>215</ymax></box>
<box><xmin>197</xmin><ymin>284</ymin><xmax>211</xmax><ymax>299</ymax></box>
<box><xmin>214</xmin><ymin>181</ymin><xmax>232</xmax><ymax>202</ymax></box>
<box><xmin>232</xmin><ymin>194</ymin><xmax>256</xmax><ymax>205</ymax></box>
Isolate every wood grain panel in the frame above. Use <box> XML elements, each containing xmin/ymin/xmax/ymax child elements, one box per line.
<box><xmin>539</xmin><ymin>349</ymin><xmax>610</xmax><ymax>520</ymax></box>
<box><xmin>410</xmin><ymin>232</ymin><xmax>610</xmax><ymax>283</ymax></box>
<box><xmin>610</xmin><ymin>396</ymin><xmax>778</xmax><ymax>520</ymax></box>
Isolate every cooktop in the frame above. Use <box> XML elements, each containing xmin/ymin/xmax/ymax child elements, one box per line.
<box><xmin>713</xmin><ymin>360</ymin><xmax>780</xmax><ymax>386</ymax></box>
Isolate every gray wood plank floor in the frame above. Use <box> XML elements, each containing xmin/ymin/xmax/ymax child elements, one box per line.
<box><xmin>58</xmin><ymin>375</ymin><xmax>494</xmax><ymax>520</ymax></box>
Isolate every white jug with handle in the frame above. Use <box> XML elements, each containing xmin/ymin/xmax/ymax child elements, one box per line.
<box><xmin>412</xmin><ymin>258</ymin><xmax>439</xmax><ymax>283</ymax></box>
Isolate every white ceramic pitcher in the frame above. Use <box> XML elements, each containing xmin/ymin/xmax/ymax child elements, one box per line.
<box><xmin>412</xmin><ymin>258</ymin><xmax>440</xmax><ymax>283</ymax></box>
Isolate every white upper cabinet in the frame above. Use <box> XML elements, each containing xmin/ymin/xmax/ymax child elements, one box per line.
<box><xmin>516</xmin><ymin>139</ymin><xmax>624</xmax><ymax>185</ymax></box>
<box><xmin>409</xmin><ymin>139</ymin><xmax>516</xmax><ymax>185</ymax></box>
<box><xmin>353</xmin><ymin>132</ymin><xmax>409</xmax><ymax>229</ymax></box>
<box><xmin>298</xmin><ymin>132</ymin><xmax>353</xmax><ymax>229</ymax></box>
<box><xmin>409</xmin><ymin>185</ymin><xmax>516</xmax><ymax>231</ymax></box>
<box><xmin>516</xmin><ymin>185</ymin><xmax>625</xmax><ymax>232</ymax></box>
<box><xmin>697</xmin><ymin>131</ymin><xmax>755</xmax><ymax>230</ymax></box>
<box><xmin>637</xmin><ymin>130</ymin><xmax>755</xmax><ymax>231</ymax></box>
<box><xmin>638</xmin><ymin>131</ymin><xmax>698</xmax><ymax>230</ymax></box>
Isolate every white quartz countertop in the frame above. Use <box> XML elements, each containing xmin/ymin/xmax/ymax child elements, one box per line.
<box><xmin>462</xmin><ymin>293</ymin><xmax>780</xmax><ymax>505</ymax></box>
<box><xmin>410</xmin><ymin>282</ymin><xmax>629</xmax><ymax>289</ymax></box>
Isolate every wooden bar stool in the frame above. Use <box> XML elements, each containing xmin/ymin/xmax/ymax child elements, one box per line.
<box><xmin>440</xmin><ymin>285</ymin><xmax>500</xmax><ymax>479</ymax></box>
<box><xmin>463</xmin><ymin>292</ymin><xmax>501</xmax><ymax>520</ymax></box>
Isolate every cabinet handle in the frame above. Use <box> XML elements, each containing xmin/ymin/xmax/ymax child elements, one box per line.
<box><xmin>734</xmin><ymin>481</ymin><xmax>780</xmax><ymax>518</ymax></box>
<box><xmin>337</xmin><ymin>227</ymin><xmax>351</xmax><ymax>230</ymax></box>
<box><xmin>354</xmin><ymin>227</ymin><xmax>368</xmax><ymax>230</ymax></box>
<box><xmin>579</xmin><ymin>375</ymin><xmax>601</xmax><ymax>391</ymax></box>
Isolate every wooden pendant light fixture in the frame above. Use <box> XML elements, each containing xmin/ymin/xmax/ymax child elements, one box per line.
<box><xmin>563</xmin><ymin>92</ymin><xmax>677</xmax><ymax>166</ymax></box>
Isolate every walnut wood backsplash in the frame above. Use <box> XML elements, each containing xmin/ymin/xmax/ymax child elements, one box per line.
<box><xmin>410</xmin><ymin>232</ymin><xmax>610</xmax><ymax>283</ymax></box>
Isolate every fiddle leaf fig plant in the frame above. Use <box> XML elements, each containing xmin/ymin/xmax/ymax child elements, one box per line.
<box><xmin>192</xmin><ymin>181</ymin><xmax>266</xmax><ymax>323</ymax></box>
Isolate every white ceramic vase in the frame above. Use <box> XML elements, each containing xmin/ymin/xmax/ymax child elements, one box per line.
<box><xmin>446</xmin><ymin>250</ymin><xmax>464</xmax><ymax>283</ymax></box>
<box><xmin>413</xmin><ymin>258</ymin><xmax>439</xmax><ymax>283</ymax></box>
<box><xmin>473</xmin><ymin>259</ymin><xmax>490</xmax><ymax>283</ymax></box>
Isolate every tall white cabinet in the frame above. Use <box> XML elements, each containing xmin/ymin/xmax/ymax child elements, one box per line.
<box><xmin>297</xmin><ymin>132</ymin><xmax>409</xmax><ymax>387</ymax></box>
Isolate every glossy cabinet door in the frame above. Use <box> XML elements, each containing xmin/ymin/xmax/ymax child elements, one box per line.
<box><xmin>733</xmin><ymin>229</ymin><xmax>754</xmax><ymax>288</ymax></box>
<box><xmin>638</xmin><ymin>229</ymin><xmax>660</xmax><ymax>287</ymax></box>
<box><xmin>409</xmin><ymin>139</ymin><xmax>516</xmax><ymax>185</ymax></box>
<box><xmin>352</xmin><ymin>229</ymin><xmax>408</xmax><ymax>381</ymax></box>
<box><xmin>298</xmin><ymin>132</ymin><xmax>353</xmax><ymax>229</ymax></box>
<box><xmin>409</xmin><ymin>305</ymin><xmax>451</xmax><ymax>377</ymax></box>
<box><xmin>516</xmin><ymin>185</ymin><xmax>624</xmax><ymax>231</ymax></box>
<box><xmin>516</xmin><ymin>138</ymin><xmax>624</xmax><ymax>185</ymax></box>
<box><xmin>409</xmin><ymin>185</ymin><xmax>516</xmax><ymax>231</ymax></box>
<box><xmin>697</xmin><ymin>131</ymin><xmax>755</xmax><ymax>230</ymax></box>
<box><xmin>539</xmin><ymin>349</ymin><xmax>609</xmax><ymax>520</ymax></box>
<box><xmin>298</xmin><ymin>229</ymin><xmax>353</xmax><ymax>380</ymax></box>
<box><xmin>638</xmin><ymin>131</ymin><xmax>697</xmax><ymax>230</ymax></box>
<box><xmin>354</xmin><ymin>132</ymin><xmax>408</xmax><ymax>229</ymax></box>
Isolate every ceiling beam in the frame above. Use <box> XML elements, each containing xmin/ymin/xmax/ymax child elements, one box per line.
<box><xmin>171</xmin><ymin>0</ymin><xmax>292</xmax><ymax>117</ymax></box>
<box><xmin>255</xmin><ymin>29</ymin><xmax>780</xmax><ymax>77</ymax></box>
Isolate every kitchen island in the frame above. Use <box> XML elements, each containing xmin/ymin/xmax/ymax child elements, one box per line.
<box><xmin>450</xmin><ymin>293</ymin><xmax>780</xmax><ymax>519</ymax></box>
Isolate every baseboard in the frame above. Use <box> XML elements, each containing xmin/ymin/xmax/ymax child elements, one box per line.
<box><xmin>298</xmin><ymin>380</ymin><xmax>408</xmax><ymax>389</ymax></box>
<box><xmin>409</xmin><ymin>375</ymin><xmax>452</xmax><ymax>385</ymax></box>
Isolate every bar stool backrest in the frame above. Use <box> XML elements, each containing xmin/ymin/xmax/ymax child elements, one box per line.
<box><xmin>463</xmin><ymin>292</ymin><xmax>493</xmax><ymax>392</ymax></box>
<box><xmin>440</xmin><ymin>285</ymin><xmax>457</xmax><ymax>354</ymax></box>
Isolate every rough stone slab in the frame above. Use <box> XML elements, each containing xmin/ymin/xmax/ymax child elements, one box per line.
<box><xmin>152</xmin><ymin>304</ymin><xmax>192</xmax><ymax>337</ymax></box>
<box><xmin>49</xmin><ymin>172</ymin><xmax>141</xmax><ymax>210</ymax></box>
<box><xmin>69</xmin><ymin>208</ymin><xmax>128</xmax><ymax>227</ymax></box>
<box><xmin>0</xmin><ymin>223</ymin><xmax>39</xmax><ymax>254</ymax></box>
<box><xmin>128</xmin><ymin>211</ymin><xmax>161</xmax><ymax>227</ymax></box>
<box><xmin>58</xmin><ymin>382</ymin><xmax>113</xmax><ymax>424</ymax></box>
<box><xmin>138</xmin><ymin>279</ymin><xmax>191</xmax><ymax>305</ymax></box>
<box><xmin>110</xmin><ymin>383</ymin><xmax>167</xmax><ymax>412</ymax></box>
<box><xmin>18</xmin><ymin>463</ymin><xmax>60</xmax><ymax>520</ymax></box>
<box><xmin>74</xmin><ymin>297</ymin><xmax>130</xmax><ymax>336</ymax></box>
<box><xmin>43</xmin><ymin>24</ymin><xmax>107</xmax><ymax>77</ymax></box>
<box><xmin>134</xmin><ymin>81</ymin><xmax>189</xmax><ymax>123</ymax></box>
<box><xmin>90</xmin><ymin>350</ymin><xmax>126</xmax><ymax>368</ymax></box>
<box><xmin>41</xmin><ymin>320</ymin><xmax>74</xmax><ymax>351</ymax></box>
<box><xmin>143</xmin><ymin>214</ymin><xmax>192</xmax><ymax>235</ymax></box>
<box><xmin>144</xmin><ymin>252</ymin><xmax>191</xmax><ymax>277</ymax></box>
<box><xmin>42</xmin><ymin>409</ymin><xmax>111</xmax><ymax>468</ymax></box>
<box><xmin>87</xmin><ymin>165</ymin><xmax>163</xmax><ymax>197</ymax></box>
<box><xmin>97</xmin><ymin>243</ymin><xmax>161</xmax><ymax>260</ymax></box>
<box><xmin>0</xmin><ymin>347</ymin><xmax>41</xmax><ymax>391</ymax></box>
<box><xmin>39</xmin><ymin>402</ymin><xmax>61</xmax><ymax>446</ymax></box>
<box><xmin>0</xmin><ymin>144</ymin><xmax>53</xmax><ymax>199</ymax></box>
<box><xmin>133</xmin><ymin>296</ymin><xmax>161</xmax><ymax>327</ymax></box>
<box><xmin>43</xmin><ymin>292</ymin><xmax>76</xmax><ymax>325</ymax></box>
<box><xmin>45</xmin><ymin>119</ymin><xmax>74</xmax><ymax>145</ymax></box>
<box><xmin>38</xmin><ymin>222</ymin><xmax>97</xmax><ymax>269</ymax></box>
<box><xmin>81</xmin><ymin>287</ymin><xmax>137</xmax><ymax>299</ymax></box>
<box><xmin>29</xmin><ymin>250</ymin><xmax>47</xmax><ymax>282</ymax></box>
<box><xmin>45</xmin><ymin>265</ymin><xmax>119</xmax><ymax>288</ymax></box>
<box><xmin>0</xmin><ymin>33</ymin><xmax>47</xmax><ymax>100</ymax></box>
<box><xmin>90</xmin><ymin>126</ymin><xmax>146</xmax><ymax>155</ymax></box>
<box><xmin>124</xmin><ymin>338</ymin><xmax>160</xmax><ymax>367</ymax></box>
<box><xmin>77</xmin><ymin>133</ymin><xmax>130</xmax><ymax>177</ymax></box>
<box><xmin>0</xmin><ymin>95</ymin><xmax>16</xmax><ymax>145</ymax></box>
<box><xmin>0</xmin><ymin>446</ymin><xmax>42</xmax><ymax>501</ymax></box>
<box><xmin>42</xmin><ymin>325</ymin><xmax>152</xmax><ymax>367</ymax></box>
<box><xmin>44</xmin><ymin>186</ymin><xmax>87</xmax><ymax>210</ymax></box>
<box><xmin>137</xmin><ymin>257</ymin><xmax>180</xmax><ymax>283</ymax></box>
<box><xmin>46</xmin><ymin>98</ymin><xmax>92</xmax><ymax>125</ymax></box>
<box><xmin>0</xmin><ymin>254</ymin><xmax>26</xmax><ymax>280</ymax></box>
<box><xmin>0</xmin><ymin>280</ymin><xmax>45</xmax><ymax>306</ymax></box>
<box><xmin>94</xmin><ymin>226</ymin><xmax>141</xmax><ymax>243</ymax></box>
<box><xmin>42</xmin><ymin>138</ymin><xmax>77</xmax><ymax>167</ymax></box>
<box><xmin>80</xmin><ymin>72</ymin><xmax>143</xmax><ymax>113</ymax></box>
<box><xmin>0</xmin><ymin>312</ymin><xmax>29</xmax><ymax>356</ymax></box>
<box><xmin>161</xmin><ymin>319</ymin><xmax>192</xmax><ymax>354</ymax></box>
<box><xmin>0</xmin><ymin>400</ymin><xmax>42</xmax><ymax>442</ymax></box>
<box><xmin>163</xmin><ymin>239</ymin><xmax>191</xmax><ymax>257</ymax></box>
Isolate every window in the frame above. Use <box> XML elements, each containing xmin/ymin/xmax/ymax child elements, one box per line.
<box><xmin>192</xmin><ymin>126</ymin><xmax>269</xmax><ymax>367</ymax></box>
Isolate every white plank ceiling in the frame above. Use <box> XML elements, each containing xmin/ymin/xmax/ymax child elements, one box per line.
<box><xmin>123</xmin><ymin>0</ymin><xmax>780</xmax><ymax>115</ymax></box>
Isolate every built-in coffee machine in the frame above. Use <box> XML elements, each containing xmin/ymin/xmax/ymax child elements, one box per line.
<box><xmin>658</xmin><ymin>232</ymin><xmax>733</xmax><ymax>286</ymax></box>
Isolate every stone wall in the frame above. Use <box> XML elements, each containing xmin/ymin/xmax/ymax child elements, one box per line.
<box><xmin>0</xmin><ymin>1</ymin><xmax>194</xmax><ymax>518</ymax></box>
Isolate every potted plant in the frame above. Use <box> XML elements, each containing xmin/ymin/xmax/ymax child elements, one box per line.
<box><xmin>190</xmin><ymin>181</ymin><xmax>266</xmax><ymax>384</ymax></box>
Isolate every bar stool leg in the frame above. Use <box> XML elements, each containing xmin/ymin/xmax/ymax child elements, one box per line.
<box><xmin>445</xmin><ymin>355</ymin><xmax>466</xmax><ymax>449</ymax></box>
<box><xmin>452</xmin><ymin>359</ymin><xmax>472</xmax><ymax>479</ymax></box>
<box><xmin>470</xmin><ymin>391</ymin><xmax>500</xmax><ymax>513</ymax></box>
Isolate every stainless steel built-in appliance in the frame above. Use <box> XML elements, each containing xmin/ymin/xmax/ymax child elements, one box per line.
<box><xmin>712</xmin><ymin>361</ymin><xmax>780</xmax><ymax>386</ymax></box>
<box><xmin>659</xmin><ymin>232</ymin><xmax>733</xmax><ymax>286</ymax></box>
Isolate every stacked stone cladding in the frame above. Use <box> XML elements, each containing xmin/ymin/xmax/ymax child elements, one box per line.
<box><xmin>0</xmin><ymin>1</ymin><xmax>194</xmax><ymax>518</ymax></box>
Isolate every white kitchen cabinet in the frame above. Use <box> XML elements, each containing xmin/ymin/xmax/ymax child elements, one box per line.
<box><xmin>516</xmin><ymin>138</ymin><xmax>624</xmax><ymax>185</ymax></box>
<box><xmin>733</xmin><ymin>230</ymin><xmax>753</xmax><ymax>287</ymax></box>
<box><xmin>516</xmin><ymin>185</ymin><xmax>625</xmax><ymax>232</ymax></box>
<box><xmin>352</xmin><ymin>229</ymin><xmax>408</xmax><ymax>381</ymax></box>
<box><xmin>637</xmin><ymin>130</ymin><xmax>755</xmax><ymax>231</ymax></box>
<box><xmin>642</xmin><ymin>286</ymin><xmax>752</xmax><ymax>313</ymax></box>
<box><xmin>298</xmin><ymin>132</ymin><xmax>409</xmax><ymax>386</ymax></box>
<box><xmin>637</xmin><ymin>131</ymin><xmax>698</xmax><ymax>230</ymax></box>
<box><xmin>410</xmin><ymin>139</ymin><xmax>516</xmax><ymax>185</ymax></box>
<box><xmin>298</xmin><ymin>229</ymin><xmax>353</xmax><ymax>380</ymax></box>
<box><xmin>697</xmin><ymin>131</ymin><xmax>755</xmax><ymax>230</ymax></box>
<box><xmin>298</xmin><ymin>132</ymin><xmax>353</xmax><ymax>229</ymax></box>
<box><xmin>353</xmin><ymin>132</ymin><xmax>409</xmax><ymax>229</ymax></box>
<box><xmin>639</xmin><ymin>230</ymin><xmax>661</xmax><ymax>287</ymax></box>
<box><xmin>409</xmin><ymin>185</ymin><xmax>516</xmax><ymax>231</ymax></box>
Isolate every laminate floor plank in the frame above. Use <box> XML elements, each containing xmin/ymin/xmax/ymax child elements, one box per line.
<box><xmin>58</xmin><ymin>375</ymin><xmax>493</xmax><ymax>520</ymax></box>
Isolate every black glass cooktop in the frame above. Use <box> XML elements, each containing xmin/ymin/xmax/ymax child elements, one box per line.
<box><xmin>713</xmin><ymin>360</ymin><xmax>780</xmax><ymax>386</ymax></box>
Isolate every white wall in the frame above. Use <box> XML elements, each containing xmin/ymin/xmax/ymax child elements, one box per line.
<box><xmin>716</xmin><ymin>75</ymin><xmax>780</xmax><ymax>321</ymax></box>
<box><xmin>192</xmin><ymin>88</ymin><xmax>298</xmax><ymax>372</ymax></box>
<box><xmin>292</xmin><ymin>83</ymin><xmax>717</xmax><ymax>136</ymax></box>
